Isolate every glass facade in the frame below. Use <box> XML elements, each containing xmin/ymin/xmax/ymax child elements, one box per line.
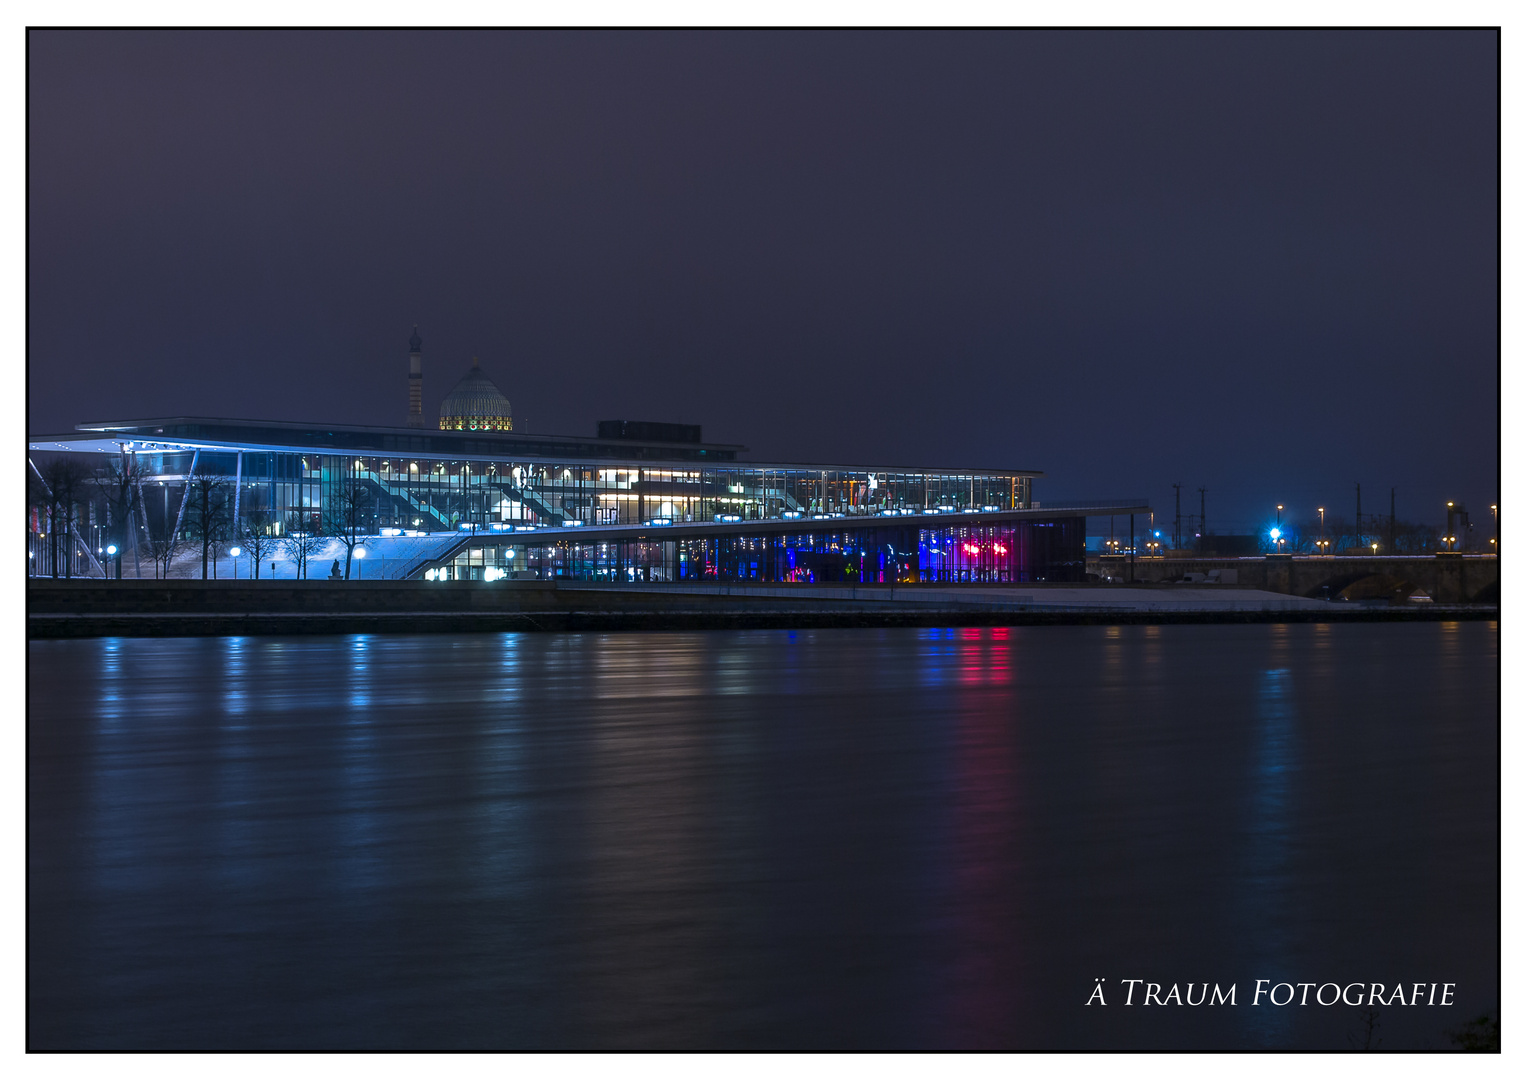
<box><xmin>30</xmin><ymin>419</ymin><xmax>1117</xmax><ymax>582</ymax></box>
<box><xmin>111</xmin><ymin>449</ymin><xmax>1033</xmax><ymax>535</ymax></box>
<box><xmin>440</xmin><ymin>519</ymin><xmax>1086</xmax><ymax>584</ymax></box>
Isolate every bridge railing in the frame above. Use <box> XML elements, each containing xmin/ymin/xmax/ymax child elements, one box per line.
<box><xmin>1031</xmin><ymin>498</ymin><xmax>1151</xmax><ymax>512</ymax></box>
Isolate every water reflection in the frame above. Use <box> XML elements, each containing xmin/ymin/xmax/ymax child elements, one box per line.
<box><xmin>28</xmin><ymin>624</ymin><xmax>1498</xmax><ymax>1050</ymax></box>
<box><xmin>937</xmin><ymin>628</ymin><xmax>1025</xmax><ymax>1046</ymax></box>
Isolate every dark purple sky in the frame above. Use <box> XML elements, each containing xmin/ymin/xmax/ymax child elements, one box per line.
<box><xmin>28</xmin><ymin>30</ymin><xmax>1498</xmax><ymax>532</ymax></box>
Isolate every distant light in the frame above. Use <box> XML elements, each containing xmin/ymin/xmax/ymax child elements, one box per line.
<box><xmin>228</xmin><ymin>546</ymin><xmax>239</xmax><ymax>558</ymax></box>
<box><xmin>106</xmin><ymin>544</ymin><xmax>118</xmax><ymax>556</ymax></box>
<box><xmin>355</xmin><ymin>547</ymin><xmax>366</xmax><ymax>559</ymax></box>
<box><xmin>1269</xmin><ymin>527</ymin><xmax>1281</xmax><ymax>540</ymax></box>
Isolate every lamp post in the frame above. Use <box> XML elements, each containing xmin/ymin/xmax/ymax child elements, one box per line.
<box><xmin>355</xmin><ymin>546</ymin><xmax>366</xmax><ymax>580</ymax></box>
<box><xmin>230</xmin><ymin>545</ymin><xmax>241</xmax><ymax>580</ymax></box>
<box><xmin>106</xmin><ymin>543</ymin><xmax>118</xmax><ymax>580</ymax></box>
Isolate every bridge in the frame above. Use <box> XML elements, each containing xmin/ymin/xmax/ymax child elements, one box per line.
<box><xmin>1087</xmin><ymin>553</ymin><xmax>1498</xmax><ymax>604</ymax></box>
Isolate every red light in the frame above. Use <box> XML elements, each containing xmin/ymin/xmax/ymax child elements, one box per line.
<box><xmin>994</xmin><ymin>544</ymin><xmax>1008</xmax><ymax>555</ymax></box>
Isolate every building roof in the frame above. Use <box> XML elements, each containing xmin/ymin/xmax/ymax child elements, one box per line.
<box><xmin>440</xmin><ymin>358</ymin><xmax>511</xmax><ymax>425</ymax></box>
<box><xmin>40</xmin><ymin>416</ymin><xmax>1044</xmax><ymax>476</ymax></box>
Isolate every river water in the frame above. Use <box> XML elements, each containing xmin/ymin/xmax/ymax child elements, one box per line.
<box><xmin>28</xmin><ymin>622</ymin><xmax>1498</xmax><ymax>1050</ymax></box>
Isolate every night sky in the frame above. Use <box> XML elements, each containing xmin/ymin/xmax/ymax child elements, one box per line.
<box><xmin>27</xmin><ymin>30</ymin><xmax>1498</xmax><ymax>533</ymax></box>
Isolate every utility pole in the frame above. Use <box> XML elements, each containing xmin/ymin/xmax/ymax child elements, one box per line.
<box><xmin>1198</xmin><ymin>487</ymin><xmax>1207</xmax><ymax>554</ymax></box>
<box><xmin>1172</xmin><ymin>483</ymin><xmax>1182</xmax><ymax>551</ymax></box>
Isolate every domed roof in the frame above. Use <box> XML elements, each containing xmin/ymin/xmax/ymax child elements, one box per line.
<box><xmin>439</xmin><ymin>357</ymin><xmax>513</xmax><ymax>432</ymax></box>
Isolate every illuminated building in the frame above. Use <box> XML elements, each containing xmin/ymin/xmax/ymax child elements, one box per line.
<box><xmin>28</xmin><ymin>331</ymin><xmax>1145</xmax><ymax>582</ymax></box>
<box><xmin>30</xmin><ymin>413</ymin><xmax>1145</xmax><ymax>582</ymax></box>
<box><xmin>438</xmin><ymin>356</ymin><xmax>513</xmax><ymax>432</ymax></box>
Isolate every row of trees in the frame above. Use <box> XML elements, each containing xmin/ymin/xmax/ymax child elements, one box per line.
<box><xmin>28</xmin><ymin>457</ymin><xmax>378</xmax><ymax>580</ymax></box>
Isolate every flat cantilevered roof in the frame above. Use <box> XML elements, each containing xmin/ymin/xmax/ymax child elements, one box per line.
<box><xmin>36</xmin><ymin>415</ymin><xmax>1045</xmax><ymax>477</ymax></box>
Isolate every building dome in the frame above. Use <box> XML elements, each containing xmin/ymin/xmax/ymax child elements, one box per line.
<box><xmin>439</xmin><ymin>357</ymin><xmax>513</xmax><ymax>432</ymax></box>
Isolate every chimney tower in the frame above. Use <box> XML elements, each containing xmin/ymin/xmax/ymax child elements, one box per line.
<box><xmin>406</xmin><ymin>326</ymin><xmax>424</xmax><ymax>428</ymax></box>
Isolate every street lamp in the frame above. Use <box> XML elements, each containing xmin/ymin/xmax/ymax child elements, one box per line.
<box><xmin>106</xmin><ymin>543</ymin><xmax>118</xmax><ymax>580</ymax></box>
<box><xmin>355</xmin><ymin>546</ymin><xmax>366</xmax><ymax>580</ymax></box>
<box><xmin>230</xmin><ymin>545</ymin><xmax>241</xmax><ymax>579</ymax></box>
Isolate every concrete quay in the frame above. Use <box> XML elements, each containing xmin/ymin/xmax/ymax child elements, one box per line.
<box><xmin>28</xmin><ymin>579</ymin><xmax>1495</xmax><ymax>638</ymax></box>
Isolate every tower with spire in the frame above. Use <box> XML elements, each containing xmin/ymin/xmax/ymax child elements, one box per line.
<box><xmin>406</xmin><ymin>326</ymin><xmax>424</xmax><ymax>428</ymax></box>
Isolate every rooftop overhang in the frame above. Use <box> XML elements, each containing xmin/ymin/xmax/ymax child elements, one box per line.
<box><xmin>29</xmin><ymin>430</ymin><xmax>1044</xmax><ymax>479</ymax></box>
<box><xmin>446</xmin><ymin>501</ymin><xmax>1151</xmax><ymax>549</ymax></box>
<box><xmin>64</xmin><ymin>416</ymin><xmax>748</xmax><ymax>460</ymax></box>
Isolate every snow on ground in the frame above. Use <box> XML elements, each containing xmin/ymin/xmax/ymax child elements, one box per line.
<box><xmin>101</xmin><ymin>534</ymin><xmax>466</xmax><ymax>581</ymax></box>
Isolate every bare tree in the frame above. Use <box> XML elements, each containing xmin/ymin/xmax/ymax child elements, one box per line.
<box><xmin>91</xmin><ymin>459</ymin><xmax>141</xmax><ymax>580</ymax></box>
<box><xmin>36</xmin><ymin>457</ymin><xmax>92</xmax><ymax>579</ymax></box>
<box><xmin>90</xmin><ymin>455</ymin><xmax>141</xmax><ymax>577</ymax></box>
<box><xmin>239</xmin><ymin>494</ymin><xmax>276</xmax><ymax>580</ymax></box>
<box><xmin>280</xmin><ymin>511</ymin><xmax>325</xmax><ymax>580</ymax></box>
<box><xmin>27</xmin><ymin>468</ymin><xmax>49</xmax><ymax>575</ymax></box>
<box><xmin>321</xmin><ymin>478</ymin><xmax>372</xmax><ymax>580</ymax></box>
<box><xmin>184</xmin><ymin>475</ymin><xmax>231</xmax><ymax>580</ymax></box>
<box><xmin>145</xmin><ymin>526</ymin><xmax>186</xmax><ymax>579</ymax></box>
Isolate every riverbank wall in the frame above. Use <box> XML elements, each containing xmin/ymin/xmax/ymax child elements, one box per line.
<box><xmin>27</xmin><ymin>579</ymin><xmax>1496</xmax><ymax>637</ymax></box>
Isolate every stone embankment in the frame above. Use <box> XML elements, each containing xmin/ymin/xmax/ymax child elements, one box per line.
<box><xmin>28</xmin><ymin>579</ymin><xmax>1496</xmax><ymax>638</ymax></box>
